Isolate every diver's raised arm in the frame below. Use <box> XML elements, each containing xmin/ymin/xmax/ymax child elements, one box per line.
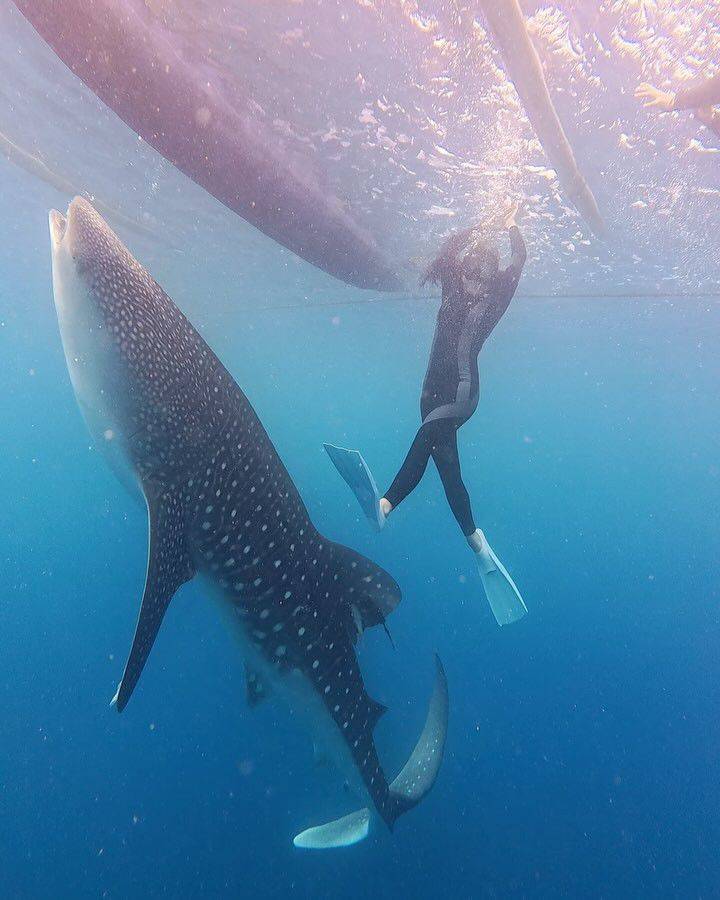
<box><xmin>696</xmin><ymin>106</ymin><xmax>720</xmax><ymax>137</ymax></box>
<box><xmin>674</xmin><ymin>73</ymin><xmax>720</xmax><ymax>111</ymax></box>
<box><xmin>635</xmin><ymin>74</ymin><xmax>720</xmax><ymax>112</ymax></box>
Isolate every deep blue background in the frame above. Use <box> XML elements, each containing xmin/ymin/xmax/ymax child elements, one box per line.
<box><xmin>1</xmin><ymin>175</ymin><xmax>719</xmax><ymax>898</ymax></box>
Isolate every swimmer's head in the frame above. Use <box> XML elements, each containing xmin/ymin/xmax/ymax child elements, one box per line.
<box><xmin>457</xmin><ymin>238</ymin><xmax>499</xmax><ymax>295</ymax></box>
<box><xmin>422</xmin><ymin>227</ymin><xmax>499</xmax><ymax>296</ymax></box>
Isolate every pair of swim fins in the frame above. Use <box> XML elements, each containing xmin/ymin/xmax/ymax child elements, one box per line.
<box><xmin>323</xmin><ymin>443</ymin><xmax>527</xmax><ymax>627</ymax></box>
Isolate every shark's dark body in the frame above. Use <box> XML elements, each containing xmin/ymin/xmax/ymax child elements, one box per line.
<box><xmin>16</xmin><ymin>0</ymin><xmax>400</xmax><ymax>291</ymax></box>
<box><xmin>49</xmin><ymin>198</ymin><xmax>446</xmax><ymax>838</ymax></box>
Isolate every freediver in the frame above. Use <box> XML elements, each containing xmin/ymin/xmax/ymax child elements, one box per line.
<box><xmin>635</xmin><ymin>73</ymin><xmax>720</xmax><ymax>138</ymax></box>
<box><xmin>324</xmin><ymin>201</ymin><xmax>528</xmax><ymax>626</ymax></box>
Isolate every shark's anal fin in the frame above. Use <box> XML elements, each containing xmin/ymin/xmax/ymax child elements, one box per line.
<box><xmin>112</xmin><ymin>482</ymin><xmax>195</xmax><ymax>712</ymax></box>
<box><xmin>245</xmin><ymin>665</ymin><xmax>269</xmax><ymax>708</ymax></box>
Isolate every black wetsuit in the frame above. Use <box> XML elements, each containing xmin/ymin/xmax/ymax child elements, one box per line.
<box><xmin>675</xmin><ymin>73</ymin><xmax>720</xmax><ymax>110</ymax></box>
<box><xmin>385</xmin><ymin>226</ymin><xmax>527</xmax><ymax>536</ymax></box>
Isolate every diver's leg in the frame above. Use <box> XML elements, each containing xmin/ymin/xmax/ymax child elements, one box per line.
<box><xmin>429</xmin><ymin>421</ymin><xmax>476</xmax><ymax>536</ymax></box>
<box><xmin>383</xmin><ymin>423</ymin><xmax>436</xmax><ymax>514</ymax></box>
<box><xmin>431</xmin><ymin>421</ymin><xmax>528</xmax><ymax>626</ymax></box>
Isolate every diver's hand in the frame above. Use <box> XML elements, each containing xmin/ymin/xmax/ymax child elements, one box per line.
<box><xmin>504</xmin><ymin>199</ymin><xmax>523</xmax><ymax>230</ymax></box>
<box><xmin>635</xmin><ymin>82</ymin><xmax>675</xmax><ymax>111</ymax></box>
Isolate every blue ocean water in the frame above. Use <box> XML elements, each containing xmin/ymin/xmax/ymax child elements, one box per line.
<box><xmin>2</xmin><ymin>3</ymin><xmax>720</xmax><ymax>898</ymax></box>
<box><xmin>2</xmin><ymin>182</ymin><xmax>719</xmax><ymax>896</ymax></box>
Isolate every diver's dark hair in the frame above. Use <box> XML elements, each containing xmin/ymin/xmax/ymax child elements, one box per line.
<box><xmin>421</xmin><ymin>226</ymin><xmax>498</xmax><ymax>286</ymax></box>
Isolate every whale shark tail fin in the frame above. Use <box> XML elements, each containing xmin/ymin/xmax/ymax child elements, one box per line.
<box><xmin>386</xmin><ymin>654</ymin><xmax>449</xmax><ymax>823</ymax></box>
<box><xmin>292</xmin><ymin>655</ymin><xmax>449</xmax><ymax>849</ymax></box>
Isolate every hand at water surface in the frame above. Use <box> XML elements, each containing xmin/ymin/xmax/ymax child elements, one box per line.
<box><xmin>503</xmin><ymin>199</ymin><xmax>524</xmax><ymax>230</ymax></box>
<box><xmin>635</xmin><ymin>82</ymin><xmax>676</xmax><ymax>111</ymax></box>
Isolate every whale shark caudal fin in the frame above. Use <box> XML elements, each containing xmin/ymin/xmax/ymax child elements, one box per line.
<box><xmin>294</xmin><ymin>809</ymin><xmax>371</xmax><ymax>849</ymax></box>
<box><xmin>292</xmin><ymin>655</ymin><xmax>449</xmax><ymax>849</ymax></box>
<box><xmin>112</xmin><ymin>481</ymin><xmax>195</xmax><ymax>712</ymax></box>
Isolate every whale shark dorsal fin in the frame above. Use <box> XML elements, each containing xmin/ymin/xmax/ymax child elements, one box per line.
<box><xmin>245</xmin><ymin>665</ymin><xmax>270</xmax><ymax>708</ymax></box>
<box><xmin>112</xmin><ymin>482</ymin><xmax>195</xmax><ymax>712</ymax></box>
<box><xmin>293</xmin><ymin>809</ymin><xmax>371</xmax><ymax>849</ymax></box>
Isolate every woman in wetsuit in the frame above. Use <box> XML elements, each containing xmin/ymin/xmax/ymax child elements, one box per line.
<box><xmin>324</xmin><ymin>202</ymin><xmax>529</xmax><ymax>626</ymax></box>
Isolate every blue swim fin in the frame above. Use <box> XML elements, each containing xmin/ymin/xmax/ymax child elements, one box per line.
<box><xmin>472</xmin><ymin>529</ymin><xmax>528</xmax><ymax>626</ymax></box>
<box><xmin>323</xmin><ymin>443</ymin><xmax>385</xmax><ymax>531</ymax></box>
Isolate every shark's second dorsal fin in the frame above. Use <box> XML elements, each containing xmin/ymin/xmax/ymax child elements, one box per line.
<box><xmin>330</xmin><ymin>544</ymin><xmax>401</xmax><ymax>643</ymax></box>
<box><xmin>368</xmin><ymin>698</ymin><xmax>388</xmax><ymax>731</ymax></box>
<box><xmin>112</xmin><ymin>481</ymin><xmax>195</xmax><ymax>712</ymax></box>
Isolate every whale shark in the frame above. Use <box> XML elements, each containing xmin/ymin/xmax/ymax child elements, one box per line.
<box><xmin>48</xmin><ymin>196</ymin><xmax>448</xmax><ymax>847</ymax></box>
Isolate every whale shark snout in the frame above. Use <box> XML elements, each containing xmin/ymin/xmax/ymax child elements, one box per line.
<box><xmin>48</xmin><ymin>207</ymin><xmax>67</xmax><ymax>248</ymax></box>
<box><xmin>49</xmin><ymin>195</ymin><xmax>120</xmax><ymax>270</ymax></box>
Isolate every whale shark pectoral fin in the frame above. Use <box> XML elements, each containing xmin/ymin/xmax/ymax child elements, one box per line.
<box><xmin>244</xmin><ymin>665</ymin><xmax>270</xmax><ymax>708</ymax></box>
<box><xmin>293</xmin><ymin>808</ymin><xmax>371</xmax><ymax>849</ymax></box>
<box><xmin>113</xmin><ymin>482</ymin><xmax>195</xmax><ymax>712</ymax></box>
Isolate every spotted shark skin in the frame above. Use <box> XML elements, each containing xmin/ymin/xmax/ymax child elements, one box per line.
<box><xmin>48</xmin><ymin>197</ymin><xmax>447</xmax><ymax>834</ymax></box>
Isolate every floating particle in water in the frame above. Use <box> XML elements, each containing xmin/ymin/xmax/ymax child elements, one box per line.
<box><xmin>237</xmin><ymin>758</ymin><xmax>255</xmax><ymax>777</ymax></box>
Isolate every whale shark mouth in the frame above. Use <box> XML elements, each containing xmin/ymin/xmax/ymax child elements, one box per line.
<box><xmin>50</xmin><ymin>196</ymin><xmax>98</xmax><ymax>254</ymax></box>
<box><xmin>49</xmin><ymin>208</ymin><xmax>67</xmax><ymax>249</ymax></box>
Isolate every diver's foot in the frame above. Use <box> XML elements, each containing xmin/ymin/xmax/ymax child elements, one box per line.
<box><xmin>468</xmin><ymin>528</ymin><xmax>528</xmax><ymax>626</ymax></box>
<box><xmin>379</xmin><ymin>498</ymin><xmax>393</xmax><ymax>518</ymax></box>
<box><xmin>466</xmin><ymin>528</ymin><xmax>484</xmax><ymax>555</ymax></box>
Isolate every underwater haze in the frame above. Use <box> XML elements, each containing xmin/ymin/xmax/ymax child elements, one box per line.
<box><xmin>1</xmin><ymin>1</ymin><xmax>720</xmax><ymax>897</ymax></box>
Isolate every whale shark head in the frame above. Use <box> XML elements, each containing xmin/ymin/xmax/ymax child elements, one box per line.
<box><xmin>49</xmin><ymin>195</ymin><xmax>139</xmax><ymax>328</ymax></box>
<box><xmin>49</xmin><ymin>196</ymin><xmax>208</xmax><ymax>483</ymax></box>
<box><xmin>49</xmin><ymin>197</ymin><xmax>146</xmax><ymax>451</ymax></box>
